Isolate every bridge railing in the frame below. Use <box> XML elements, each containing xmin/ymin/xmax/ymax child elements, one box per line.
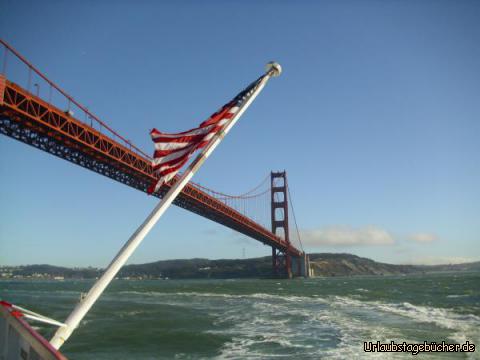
<box><xmin>0</xmin><ymin>39</ymin><xmax>151</xmax><ymax>160</ymax></box>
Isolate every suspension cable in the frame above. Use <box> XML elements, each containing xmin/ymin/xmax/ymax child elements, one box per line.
<box><xmin>190</xmin><ymin>173</ymin><xmax>270</xmax><ymax>199</ymax></box>
<box><xmin>216</xmin><ymin>188</ymin><xmax>270</xmax><ymax>201</ymax></box>
<box><xmin>287</xmin><ymin>181</ymin><xmax>304</xmax><ymax>253</ymax></box>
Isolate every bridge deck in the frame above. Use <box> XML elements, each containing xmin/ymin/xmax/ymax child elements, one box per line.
<box><xmin>0</xmin><ymin>76</ymin><xmax>302</xmax><ymax>257</ymax></box>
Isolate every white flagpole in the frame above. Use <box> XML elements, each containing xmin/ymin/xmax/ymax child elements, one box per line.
<box><xmin>50</xmin><ymin>62</ymin><xmax>282</xmax><ymax>350</ymax></box>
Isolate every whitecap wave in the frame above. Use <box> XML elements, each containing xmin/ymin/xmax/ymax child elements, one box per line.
<box><xmin>330</xmin><ymin>296</ymin><xmax>480</xmax><ymax>346</ymax></box>
<box><xmin>446</xmin><ymin>294</ymin><xmax>469</xmax><ymax>298</ymax></box>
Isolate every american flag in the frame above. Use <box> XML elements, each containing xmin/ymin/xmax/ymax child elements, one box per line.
<box><xmin>147</xmin><ymin>75</ymin><xmax>264</xmax><ymax>194</ymax></box>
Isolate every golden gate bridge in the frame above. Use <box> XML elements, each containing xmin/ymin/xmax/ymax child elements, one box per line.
<box><xmin>0</xmin><ymin>39</ymin><xmax>307</xmax><ymax>279</ymax></box>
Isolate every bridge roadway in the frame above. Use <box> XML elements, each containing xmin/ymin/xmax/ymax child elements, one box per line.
<box><xmin>0</xmin><ymin>75</ymin><xmax>302</xmax><ymax>258</ymax></box>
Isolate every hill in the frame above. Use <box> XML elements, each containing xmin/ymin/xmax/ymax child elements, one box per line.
<box><xmin>2</xmin><ymin>254</ymin><xmax>479</xmax><ymax>280</ymax></box>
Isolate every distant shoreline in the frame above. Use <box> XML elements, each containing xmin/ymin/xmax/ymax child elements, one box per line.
<box><xmin>1</xmin><ymin>253</ymin><xmax>479</xmax><ymax>280</ymax></box>
<box><xmin>1</xmin><ymin>270</ymin><xmax>479</xmax><ymax>282</ymax></box>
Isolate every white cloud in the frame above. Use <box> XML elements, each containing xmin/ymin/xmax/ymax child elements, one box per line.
<box><xmin>408</xmin><ymin>232</ymin><xmax>438</xmax><ymax>243</ymax></box>
<box><xmin>301</xmin><ymin>225</ymin><xmax>395</xmax><ymax>247</ymax></box>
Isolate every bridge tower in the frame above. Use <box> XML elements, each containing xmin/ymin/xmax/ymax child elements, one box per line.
<box><xmin>271</xmin><ymin>171</ymin><xmax>293</xmax><ymax>278</ymax></box>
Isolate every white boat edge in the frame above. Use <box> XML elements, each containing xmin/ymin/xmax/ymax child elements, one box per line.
<box><xmin>1</xmin><ymin>301</ymin><xmax>68</xmax><ymax>360</ymax></box>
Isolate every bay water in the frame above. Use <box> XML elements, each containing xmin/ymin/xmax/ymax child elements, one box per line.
<box><xmin>1</xmin><ymin>272</ymin><xmax>479</xmax><ymax>359</ymax></box>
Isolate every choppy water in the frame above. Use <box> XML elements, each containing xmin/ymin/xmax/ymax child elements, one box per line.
<box><xmin>1</xmin><ymin>272</ymin><xmax>479</xmax><ymax>359</ymax></box>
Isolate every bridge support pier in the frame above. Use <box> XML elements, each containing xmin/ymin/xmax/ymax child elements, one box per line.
<box><xmin>272</xmin><ymin>247</ymin><xmax>277</xmax><ymax>275</ymax></box>
<box><xmin>271</xmin><ymin>247</ymin><xmax>292</xmax><ymax>278</ymax></box>
<box><xmin>271</xmin><ymin>253</ymin><xmax>309</xmax><ymax>278</ymax></box>
<box><xmin>295</xmin><ymin>253</ymin><xmax>310</xmax><ymax>277</ymax></box>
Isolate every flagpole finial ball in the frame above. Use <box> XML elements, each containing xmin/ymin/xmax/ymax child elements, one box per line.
<box><xmin>266</xmin><ymin>62</ymin><xmax>282</xmax><ymax>77</ymax></box>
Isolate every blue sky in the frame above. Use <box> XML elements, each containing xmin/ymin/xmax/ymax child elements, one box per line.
<box><xmin>1</xmin><ymin>0</ymin><xmax>479</xmax><ymax>267</ymax></box>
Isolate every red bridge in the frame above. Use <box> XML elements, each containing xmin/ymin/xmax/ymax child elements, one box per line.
<box><xmin>0</xmin><ymin>40</ymin><xmax>307</xmax><ymax>278</ymax></box>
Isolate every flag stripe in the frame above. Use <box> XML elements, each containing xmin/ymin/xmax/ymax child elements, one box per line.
<box><xmin>151</xmin><ymin>125</ymin><xmax>213</xmax><ymax>139</ymax></box>
<box><xmin>152</xmin><ymin>126</ymin><xmax>221</xmax><ymax>145</ymax></box>
<box><xmin>151</xmin><ymin>117</ymin><xmax>232</xmax><ymax>143</ymax></box>
<box><xmin>152</xmin><ymin>151</ymin><xmax>193</xmax><ymax>170</ymax></box>
<box><xmin>152</xmin><ymin>145</ymin><xmax>195</xmax><ymax>166</ymax></box>
<box><xmin>152</xmin><ymin>140</ymin><xmax>210</xmax><ymax>171</ymax></box>
<box><xmin>153</xmin><ymin>133</ymin><xmax>215</xmax><ymax>157</ymax></box>
<box><xmin>156</xmin><ymin>157</ymin><xmax>190</xmax><ymax>177</ymax></box>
